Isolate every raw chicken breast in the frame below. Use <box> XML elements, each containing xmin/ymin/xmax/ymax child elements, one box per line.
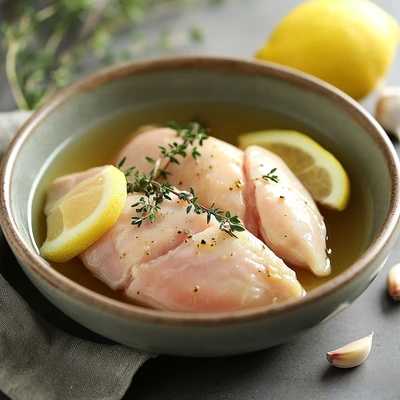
<box><xmin>82</xmin><ymin>192</ymin><xmax>304</xmax><ymax>311</ymax></box>
<box><xmin>244</xmin><ymin>145</ymin><xmax>330</xmax><ymax>277</ymax></box>
<box><xmin>81</xmin><ymin>194</ymin><xmax>212</xmax><ymax>290</ymax></box>
<box><xmin>111</xmin><ymin>127</ymin><xmax>248</xmax><ymax>224</ymax></box>
<box><xmin>125</xmin><ymin>225</ymin><xmax>304</xmax><ymax>312</ymax></box>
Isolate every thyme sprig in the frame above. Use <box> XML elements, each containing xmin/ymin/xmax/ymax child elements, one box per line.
<box><xmin>119</xmin><ymin>122</ymin><xmax>246</xmax><ymax>238</ymax></box>
<box><xmin>178</xmin><ymin>187</ymin><xmax>245</xmax><ymax>237</ymax></box>
<box><xmin>1</xmin><ymin>0</ymin><xmax>211</xmax><ymax>110</ymax></box>
<box><xmin>263</xmin><ymin>167</ymin><xmax>279</xmax><ymax>183</ymax></box>
<box><xmin>148</xmin><ymin>121</ymin><xmax>209</xmax><ymax>181</ymax></box>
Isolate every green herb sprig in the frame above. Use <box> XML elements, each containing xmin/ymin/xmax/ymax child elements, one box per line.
<box><xmin>119</xmin><ymin>122</ymin><xmax>246</xmax><ymax>238</ymax></box>
<box><xmin>263</xmin><ymin>167</ymin><xmax>279</xmax><ymax>183</ymax></box>
<box><xmin>1</xmin><ymin>0</ymin><xmax>211</xmax><ymax>110</ymax></box>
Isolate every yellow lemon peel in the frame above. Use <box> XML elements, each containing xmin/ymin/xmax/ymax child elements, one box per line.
<box><xmin>40</xmin><ymin>165</ymin><xmax>127</xmax><ymax>262</ymax></box>
<box><xmin>256</xmin><ymin>0</ymin><xmax>399</xmax><ymax>100</ymax></box>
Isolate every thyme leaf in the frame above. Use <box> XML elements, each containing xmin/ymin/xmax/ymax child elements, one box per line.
<box><xmin>263</xmin><ymin>167</ymin><xmax>279</xmax><ymax>183</ymax></box>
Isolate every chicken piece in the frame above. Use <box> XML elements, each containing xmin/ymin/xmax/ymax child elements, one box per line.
<box><xmin>111</xmin><ymin>127</ymin><xmax>248</xmax><ymax>224</ymax></box>
<box><xmin>81</xmin><ymin>194</ymin><xmax>212</xmax><ymax>290</ymax></box>
<box><xmin>125</xmin><ymin>225</ymin><xmax>305</xmax><ymax>312</ymax></box>
<box><xmin>244</xmin><ymin>145</ymin><xmax>330</xmax><ymax>277</ymax></box>
<box><xmin>80</xmin><ymin>192</ymin><xmax>304</xmax><ymax>311</ymax></box>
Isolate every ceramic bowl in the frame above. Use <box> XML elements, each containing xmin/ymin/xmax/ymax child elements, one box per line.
<box><xmin>1</xmin><ymin>56</ymin><xmax>399</xmax><ymax>357</ymax></box>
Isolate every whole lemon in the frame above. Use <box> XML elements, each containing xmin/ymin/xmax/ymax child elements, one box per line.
<box><xmin>256</xmin><ymin>0</ymin><xmax>399</xmax><ymax>100</ymax></box>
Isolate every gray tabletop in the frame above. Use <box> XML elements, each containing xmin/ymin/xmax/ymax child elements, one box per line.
<box><xmin>1</xmin><ymin>1</ymin><xmax>400</xmax><ymax>399</ymax></box>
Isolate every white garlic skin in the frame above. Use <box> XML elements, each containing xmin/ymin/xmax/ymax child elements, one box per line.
<box><xmin>326</xmin><ymin>332</ymin><xmax>374</xmax><ymax>368</ymax></box>
<box><xmin>387</xmin><ymin>263</ymin><xmax>400</xmax><ymax>301</ymax></box>
<box><xmin>375</xmin><ymin>86</ymin><xmax>400</xmax><ymax>140</ymax></box>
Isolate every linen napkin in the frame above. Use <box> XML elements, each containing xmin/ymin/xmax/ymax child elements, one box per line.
<box><xmin>0</xmin><ymin>111</ymin><xmax>155</xmax><ymax>400</ymax></box>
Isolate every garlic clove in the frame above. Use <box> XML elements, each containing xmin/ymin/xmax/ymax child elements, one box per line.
<box><xmin>387</xmin><ymin>263</ymin><xmax>400</xmax><ymax>301</ymax></box>
<box><xmin>326</xmin><ymin>332</ymin><xmax>374</xmax><ymax>368</ymax></box>
<box><xmin>375</xmin><ymin>86</ymin><xmax>400</xmax><ymax>140</ymax></box>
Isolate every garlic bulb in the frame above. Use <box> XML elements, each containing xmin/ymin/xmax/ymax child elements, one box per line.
<box><xmin>387</xmin><ymin>263</ymin><xmax>400</xmax><ymax>301</ymax></box>
<box><xmin>375</xmin><ymin>86</ymin><xmax>400</xmax><ymax>140</ymax></box>
<box><xmin>327</xmin><ymin>332</ymin><xmax>374</xmax><ymax>368</ymax></box>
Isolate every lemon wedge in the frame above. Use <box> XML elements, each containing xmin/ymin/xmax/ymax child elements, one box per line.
<box><xmin>238</xmin><ymin>130</ymin><xmax>350</xmax><ymax>211</ymax></box>
<box><xmin>40</xmin><ymin>165</ymin><xmax>127</xmax><ymax>262</ymax></box>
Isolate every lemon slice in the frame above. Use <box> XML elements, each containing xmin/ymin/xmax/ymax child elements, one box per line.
<box><xmin>238</xmin><ymin>130</ymin><xmax>350</xmax><ymax>211</ymax></box>
<box><xmin>40</xmin><ymin>165</ymin><xmax>127</xmax><ymax>262</ymax></box>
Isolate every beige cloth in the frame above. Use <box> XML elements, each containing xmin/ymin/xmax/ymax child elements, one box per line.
<box><xmin>0</xmin><ymin>111</ymin><xmax>154</xmax><ymax>400</ymax></box>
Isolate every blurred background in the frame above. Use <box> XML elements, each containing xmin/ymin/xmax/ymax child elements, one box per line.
<box><xmin>1</xmin><ymin>0</ymin><xmax>399</xmax><ymax>115</ymax></box>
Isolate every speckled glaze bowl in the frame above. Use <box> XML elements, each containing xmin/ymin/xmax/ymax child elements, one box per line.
<box><xmin>1</xmin><ymin>56</ymin><xmax>399</xmax><ymax>356</ymax></box>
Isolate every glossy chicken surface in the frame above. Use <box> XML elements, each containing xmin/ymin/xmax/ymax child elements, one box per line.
<box><xmin>81</xmin><ymin>194</ymin><xmax>212</xmax><ymax>291</ymax></box>
<box><xmin>125</xmin><ymin>223</ymin><xmax>305</xmax><ymax>312</ymax></box>
<box><xmin>244</xmin><ymin>146</ymin><xmax>330</xmax><ymax>277</ymax></box>
<box><xmin>112</xmin><ymin>128</ymin><xmax>248</xmax><ymax>224</ymax></box>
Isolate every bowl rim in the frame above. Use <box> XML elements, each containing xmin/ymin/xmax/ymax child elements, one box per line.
<box><xmin>1</xmin><ymin>55</ymin><xmax>399</xmax><ymax>325</ymax></box>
